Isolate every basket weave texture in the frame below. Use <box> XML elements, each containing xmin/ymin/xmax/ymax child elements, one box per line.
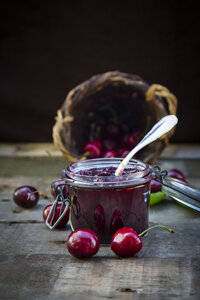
<box><xmin>53</xmin><ymin>71</ymin><xmax>177</xmax><ymax>164</ymax></box>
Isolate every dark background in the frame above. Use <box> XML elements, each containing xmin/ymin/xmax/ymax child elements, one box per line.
<box><xmin>1</xmin><ymin>0</ymin><xmax>200</xmax><ymax>143</ymax></box>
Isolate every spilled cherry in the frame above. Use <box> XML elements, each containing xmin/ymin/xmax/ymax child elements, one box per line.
<box><xmin>83</xmin><ymin>141</ymin><xmax>102</xmax><ymax>158</ymax></box>
<box><xmin>51</xmin><ymin>180</ymin><xmax>67</xmax><ymax>198</ymax></box>
<box><xmin>13</xmin><ymin>185</ymin><xmax>39</xmax><ymax>208</ymax></box>
<box><xmin>92</xmin><ymin>138</ymin><xmax>103</xmax><ymax>149</ymax></box>
<box><xmin>105</xmin><ymin>122</ymin><xmax>123</xmax><ymax>139</ymax></box>
<box><xmin>103</xmin><ymin>149</ymin><xmax>118</xmax><ymax>158</ymax></box>
<box><xmin>118</xmin><ymin>148</ymin><xmax>130</xmax><ymax>158</ymax></box>
<box><xmin>67</xmin><ymin>229</ymin><xmax>100</xmax><ymax>258</ymax></box>
<box><xmin>111</xmin><ymin>225</ymin><xmax>174</xmax><ymax>257</ymax></box>
<box><xmin>168</xmin><ymin>168</ymin><xmax>186</xmax><ymax>182</ymax></box>
<box><xmin>43</xmin><ymin>203</ymin><xmax>70</xmax><ymax>229</ymax></box>
<box><xmin>150</xmin><ymin>179</ymin><xmax>162</xmax><ymax>193</ymax></box>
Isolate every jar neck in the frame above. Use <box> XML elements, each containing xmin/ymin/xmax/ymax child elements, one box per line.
<box><xmin>60</xmin><ymin>158</ymin><xmax>152</xmax><ymax>189</ymax></box>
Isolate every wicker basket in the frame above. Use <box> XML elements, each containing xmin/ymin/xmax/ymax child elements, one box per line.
<box><xmin>53</xmin><ymin>71</ymin><xmax>177</xmax><ymax>164</ymax></box>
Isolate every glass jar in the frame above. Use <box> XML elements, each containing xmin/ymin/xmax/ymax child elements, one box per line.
<box><xmin>60</xmin><ymin>158</ymin><xmax>152</xmax><ymax>244</ymax></box>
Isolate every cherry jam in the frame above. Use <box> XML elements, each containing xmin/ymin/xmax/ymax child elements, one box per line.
<box><xmin>61</xmin><ymin>158</ymin><xmax>152</xmax><ymax>244</ymax></box>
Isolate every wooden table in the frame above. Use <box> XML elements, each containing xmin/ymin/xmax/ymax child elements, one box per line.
<box><xmin>0</xmin><ymin>143</ymin><xmax>200</xmax><ymax>300</ymax></box>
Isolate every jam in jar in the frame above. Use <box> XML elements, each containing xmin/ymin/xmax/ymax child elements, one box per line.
<box><xmin>60</xmin><ymin>158</ymin><xmax>152</xmax><ymax>244</ymax></box>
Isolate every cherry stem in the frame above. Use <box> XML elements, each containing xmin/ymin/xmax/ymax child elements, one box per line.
<box><xmin>69</xmin><ymin>195</ymin><xmax>75</xmax><ymax>231</ymax></box>
<box><xmin>139</xmin><ymin>224</ymin><xmax>175</xmax><ymax>237</ymax></box>
<box><xmin>39</xmin><ymin>192</ymin><xmax>48</xmax><ymax>199</ymax></box>
<box><xmin>27</xmin><ymin>190</ymin><xmax>39</xmax><ymax>200</ymax></box>
<box><xmin>84</xmin><ymin>151</ymin><xmax>91</xmax><ymax>157</ymax></box>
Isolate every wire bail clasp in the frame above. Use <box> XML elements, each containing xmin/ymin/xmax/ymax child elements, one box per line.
<box><xmin>152</xmin><ymin>165</ymin><xmax>168</xmax><ymax>184</ymax></box>
<box><xmin>45</xmin><ymin>179</ymin><xmax>71</xmax><ymax>229</ymax></box>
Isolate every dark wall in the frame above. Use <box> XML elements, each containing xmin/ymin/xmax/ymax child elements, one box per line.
<box><xmin>1</xmin><ymin>1</ymin><xmax>200</xmax><ymax>143</ymax></box>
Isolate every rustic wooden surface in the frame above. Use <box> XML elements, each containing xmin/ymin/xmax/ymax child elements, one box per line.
<box><xmin>0</xmin><ymin>143</ymin><xmax>200</xmax><ymax>300</ymax></box>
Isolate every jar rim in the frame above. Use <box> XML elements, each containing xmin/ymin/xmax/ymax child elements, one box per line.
<box><xmin>60</xmin><ymin>158</ymin><xmax>152</xmax><ymax>189</ymax></box>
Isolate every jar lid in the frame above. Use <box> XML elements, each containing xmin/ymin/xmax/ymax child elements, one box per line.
<box><xmin>60</xmin><ymin>158</ymin><xmax>151</xmax><ymax>189</ymax></box>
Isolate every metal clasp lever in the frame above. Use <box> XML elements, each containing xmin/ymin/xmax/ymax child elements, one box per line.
<box><xmin>153</xmin><ymin>166</ymin><xmax>200</xmax><ymax>212</ymax></box>
<box><xmin>45</xmin><ymin>179</ymin><xmax>71</xmax><ymax>229</ymax></box>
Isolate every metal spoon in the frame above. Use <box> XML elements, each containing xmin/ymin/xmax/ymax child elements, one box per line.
<box><xmin>115</xmin><ymin>115</ymin><xmax>178</xmax><ymax>176</ymax></box>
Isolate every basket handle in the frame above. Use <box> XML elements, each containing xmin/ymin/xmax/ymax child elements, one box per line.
<box><xmin>146</xmin><ymin>84</ymin><xmax>178</xmax><ymax>115</ymax></box>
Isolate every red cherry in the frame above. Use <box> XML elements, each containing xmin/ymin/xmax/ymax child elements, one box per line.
<box><xmin>91</xmin><ymin>138</ymin><xmax>103</xmax><ymax>149</ymax></box>
<box><xmin>83</xmin><ymin>142</ymin><xmax>101</xmax><ymax>158</ymax></box>
<box><xmin>150</xmin><ymin>179</ymin><xmax>162</xmax><ymax>193</ymax></box>
<box><xmin>168</xmin><ymin>169</ymin><xmax>186</xmax><ymax>181</ymax></box>
<box><xmin>111</xmin><ymin>227</ymin><xmax>142</xmax><ymax>257</ymax></box>
<box><xmin>13</xmin><ymin>186</ymin><xmax>39</xmax><ymax>208</ymax></box>
<box><xmin>118</xmin><ymin>148</ymin><xmax>130</xmax><ymax>158</ymax></box>
<box><xmin>103</xmin><ymin>149</ymin><xmax>118</xmax><ymax>158</ymax></box>
<box><xmin>43</xmin><ymin>203</ymin><xmax>70</xmax><ymax>229</ymax></box>
<box><xmin>103</xmin><ymin>139</ymin><xmax>117</xmax><ymax>150</ymax></box>
<box><xmin>123</xmin><ymin>130</ymin><xmax>142</xmax><ymax>147</ymax></box>
<box><xmin>67</xmin><ymin>229</ymin><xmax>100</xmax><ymax>258</ymax></box>
<box><xmin>51</xmin><ymin>180</ymin><xmax>67</xmax><ymax>198</ymax></box>
<box><xmin>105</xmin><ymin>122</ymin><xmax>123</xmax><ymax>139</ymax></box>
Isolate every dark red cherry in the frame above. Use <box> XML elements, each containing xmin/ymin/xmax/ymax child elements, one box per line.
<box><xmin>150</xmin><ymin>179</ymin><xmax>162</xmax><ymax>193</ymax></box>
<box><xmin>91</xmin><ymin>138</ymin><xmax>103</xmax><ymax>150</ymax></box>
<box><xmin>105</xmin><ymin>122</ymin><xmax>123</xmax><ymax>139</ymax></box>
<box><xmin>43</xmin><ymin>203</ymin><xmax>70</xmax><ymax>229</ymax></box>
<box><xmin>67</xmin><ymin>229</ymin><xmax>100</xmax><ymax>258</ymax></box>
<box><xmin>118</xmin><ymin>148</ymin><xmax>130</xmax><ymax>158</ymax></box>
<box><xmin>103</xmin><ymin>139</ymin><xmax>117</xmax><ymax>150</ymax></box>
<box><xmin>83</xmin><ymin>142</ymin><xmax>101</xmax><ymax>158</ymax></box>
<box><xmin>13</xmin><ymin>186</ymin><xmax>39</xmax><ymax>208</ymax></box>
<box><xmin>168</xmin><ymin>169</ymin><xmax>186</xmax><ymax>181</ymax></box>
<box><xmin>51</xmin><ymin>180</ymin><xmax>67</xmax><ymax>198</ymax></box>
<box><xmin>103</xmin><ymin>149</ymin><xmax>118</xmax><ymax>158</ymax></box>
<box><xmin>111</xmin><ymin>227</ymin><xmax>142</xmax><ymax>257</ymax></box>
<box><xmin>123</xmin><ymin>130</ymin><xmax>142</xmax><ymax>147</ymax></box>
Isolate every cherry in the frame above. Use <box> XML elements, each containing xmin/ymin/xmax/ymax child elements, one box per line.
<box><xmin>43</xmin><ymin>203</ymin><xmax>70</xmax><ymax>229</ymax></box>
<box><xmin>150</xmin><ymin>179</ymin><xmax>162</xmax><ymax>193</ymax></box>
<box><xmin>103</xmin><ymin>149</ymin><xmax>118</xmax><ymax>158</ymax></box>
<box><xmin>105</xmin><ymin>122</ymin><xmax>123</xmax><ymax>139</ymax></box>
<box><xmin>168</xmin><ymin>169</ymin><xmax>186</xmax><ymax>181</ymax></box>
<box><xmin>92</xmin><ymin>138</ymin><xmax>103</xmax><ymax>149</ymax></box>
<box><xmin>67</xmin><ymin>229</ymin><xmax>100</xmax><ymax>258</ymax></box>
<box><xmin>51</xmin><ymin>180</ymin><xmax>67</xmax><ymax>198</ymax></box>
<box><xmin>118</xmin><ymin>148</ymin><xmax>130</xmax><ymax>158</ymax></box>
<box><xmin>111</xmin><ymin>225</ymin><xmax>174</xmax><ymax>257</ymax></box>
<box><xmin>103</xmin><ymin>138</ymin><xmax>117</xmax><ymax>150</ymax></box>
<box><xmin>123</xmin><ymin>130</ymin><xmax>142</xmax><ymax>147</ymax></box>
<box><xmin>111</xmin><ymin>227</ymin><xmax>142</xmax><ymax>257</ymax></box>
<box><xmin>13</xmin><ymin>186</ymin><xmax>39</xmax><ymax>208</ymax></box>
<box><xmin>83</xmin><ymin>141</ymin><xmax>101</xmax><ymax>158</ymax></box>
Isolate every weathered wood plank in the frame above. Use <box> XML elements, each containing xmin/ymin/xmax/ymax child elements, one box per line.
<box><xmin>48</xmin><ymin>257</ymin><xmax>200</xmax><ymax>300</ymax></box>
<box><xmin>0</xmin><ymin>143</ymin><xmax>61</xmax><ymax>157</ymax></box>
<box><xmin>1</xmin><ymin>254</ymin><xmax>199</xmax><ymax>300</ymax></box>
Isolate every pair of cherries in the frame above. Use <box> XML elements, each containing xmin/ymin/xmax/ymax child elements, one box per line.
<box><xmin>67</xmin><ymin>225</ymin><xmax>174</xmax><ymax>259</ymax></box>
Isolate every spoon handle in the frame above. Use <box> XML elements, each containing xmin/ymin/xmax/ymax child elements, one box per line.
<box><xmin>115</xmin><ymin>115</ymin><xmax>178</xmax><ymax>176</ymax></box>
